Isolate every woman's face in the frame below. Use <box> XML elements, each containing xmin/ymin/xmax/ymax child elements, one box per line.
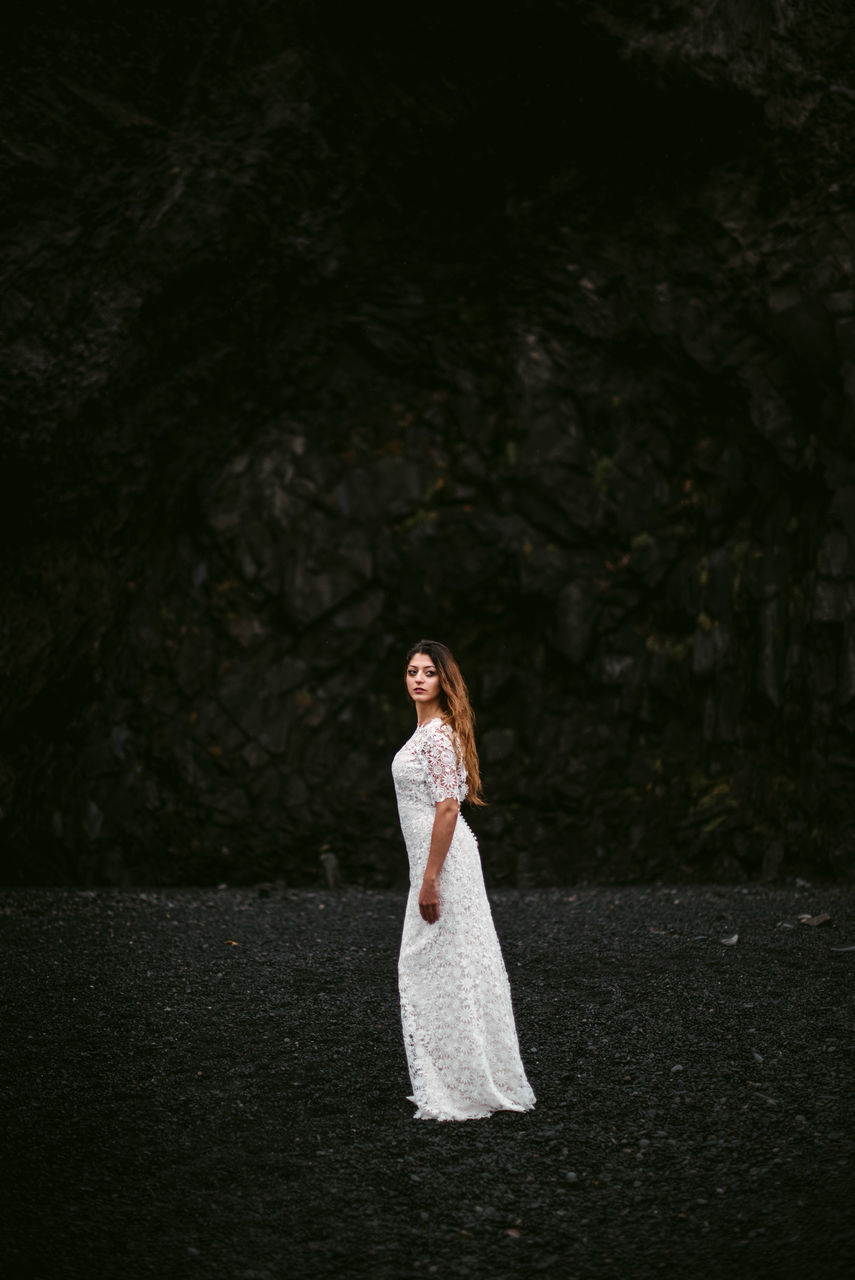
<box><xmin>405</xmin><ymin>652</ymin><xmax>442</xmax><ymax>708</ymax></box>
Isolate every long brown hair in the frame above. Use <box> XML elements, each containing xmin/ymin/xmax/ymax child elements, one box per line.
<box><xmin>405</xmin><ymin>639</ymin><xmax>485</xmax><ymax>806</ymax></box>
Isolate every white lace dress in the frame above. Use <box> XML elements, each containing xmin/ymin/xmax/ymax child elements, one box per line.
<box><xmin>392</xmin><ymin>717</ymin><xmax>536</xmax><ymax>1121</ymax></box>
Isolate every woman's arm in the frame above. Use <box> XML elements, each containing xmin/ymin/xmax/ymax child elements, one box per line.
<box><xmin>418</xmin><ymin>798</ymin><xmax>459</xmax><ymax>924</ymax></box>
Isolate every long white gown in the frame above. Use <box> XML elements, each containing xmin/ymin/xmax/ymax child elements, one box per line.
<box><xmin>393</xmin><ymin>716</ymin><xmax>536</xmax><ymax>1121</ymax></box>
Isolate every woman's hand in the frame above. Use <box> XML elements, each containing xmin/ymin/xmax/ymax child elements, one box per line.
<box><xmin>418</xmin><ymin>798</ymin><xmax>459</xmax><ymax>924</ymax></box>
<box><xmin>419</xmin><ymin>875</ymin><xmax>439</xmax><ymax>924</ymax></box>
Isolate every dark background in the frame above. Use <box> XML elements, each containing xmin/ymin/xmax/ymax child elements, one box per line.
<box><xmin>3</xmin><ymin>0</ymin><xmax>855</xmax><ymax>888</ymax></box>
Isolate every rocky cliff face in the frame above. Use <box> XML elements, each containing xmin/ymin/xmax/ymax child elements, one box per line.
<box><xmin>3</xmin><ymin>1</ymin><xmax>855</xmax><ymax>886</ymax></box>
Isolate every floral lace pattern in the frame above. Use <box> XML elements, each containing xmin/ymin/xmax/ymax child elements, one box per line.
<box><xmin>392</xmin><ymin>718</ymin><xmax>536</xmax><ymax>1122</ymax></box>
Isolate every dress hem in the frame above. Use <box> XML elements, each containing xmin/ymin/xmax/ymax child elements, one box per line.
<box><xmin>407</xmin><ymin>1095</ymin><xmax>536</xmax><ymax>1123</ymax></box>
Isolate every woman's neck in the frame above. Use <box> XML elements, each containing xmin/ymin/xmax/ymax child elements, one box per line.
<box><xmin>416</xmin><ymin>700</ymin><xmax>442</xmax><ymax>726</ymax></box>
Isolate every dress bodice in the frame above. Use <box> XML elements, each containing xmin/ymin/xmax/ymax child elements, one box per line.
<box><xmin>392</xmin><ymin>718</ymin><xmax>469</xmax><ymax>813</ymax></box>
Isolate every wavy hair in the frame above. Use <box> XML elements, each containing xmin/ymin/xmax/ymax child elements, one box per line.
<box><xmin>405</xmin><ymin>639</ymin><xmax>485</xmax><ymax>806</ymax></box>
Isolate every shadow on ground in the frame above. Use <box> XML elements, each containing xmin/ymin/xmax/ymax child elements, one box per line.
<box><xmin>2</xmin><ymin>885</ymin><xmax>853</xmax><ymax>1279</ymax></box>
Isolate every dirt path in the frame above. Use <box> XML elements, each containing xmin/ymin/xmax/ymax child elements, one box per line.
<box><xmin>2</xmin><ymin>885</ymin><xmax>854</xmax><ymax>1279</ymax></box>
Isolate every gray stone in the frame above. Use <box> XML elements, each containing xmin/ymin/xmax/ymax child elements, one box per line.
<box><xmin>320</xmin><ymin>851</ymin><xmax>342</xmax><ymax>889</ymax></box>
<box><xmin>818</xmin><ymin>530</ymin><xmax>851</xmax><ymax>579</ymax></box>
<box><xmin>554</xmin><ymin>583</ymin><xmax>597</xmax><ymax>664</ymax></box>
<box><xmin>83</xmin><ymin>801</ymin><xmax>104</xmax><ymax>842</ymax></box>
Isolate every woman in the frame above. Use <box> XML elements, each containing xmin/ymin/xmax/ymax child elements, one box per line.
<box><xmin>392</xmin><ymin>639</ymin><xmax>536</xmax><ymax>1121</ymax></box>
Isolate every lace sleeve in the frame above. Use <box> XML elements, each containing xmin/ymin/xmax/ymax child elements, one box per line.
<box><xmin>423</xmin><ymin>723</ymin><xmax>462</xmax><ymax>805</ymax></box>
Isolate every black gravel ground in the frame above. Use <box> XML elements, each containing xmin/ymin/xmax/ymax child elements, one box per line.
<box><xmin>2</xmin><ymin>884</ymin><xmax>854</xmax><ymax>1280</ymax></box>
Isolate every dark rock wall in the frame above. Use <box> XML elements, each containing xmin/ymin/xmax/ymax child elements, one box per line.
<box><xmin>3</xmin><ymin>1</ymin><xmax>855</xmax><ymax>885</ymax></box>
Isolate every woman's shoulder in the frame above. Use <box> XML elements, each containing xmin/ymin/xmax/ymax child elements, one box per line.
<box><xmin>433</xmin><ymin>721</ymin><xmax>461</xmax><ymax>758</ymax></box>
<box><xmin>419</xmin><ymin>717</ymin><xmax>456</xmax><ymax>743</ymax></box>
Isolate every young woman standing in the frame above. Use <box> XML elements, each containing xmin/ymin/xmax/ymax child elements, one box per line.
<box><xmin>392</xmin><ymin>639</ymin><xmax>535</xmax><ymax>1121</ymax></box>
